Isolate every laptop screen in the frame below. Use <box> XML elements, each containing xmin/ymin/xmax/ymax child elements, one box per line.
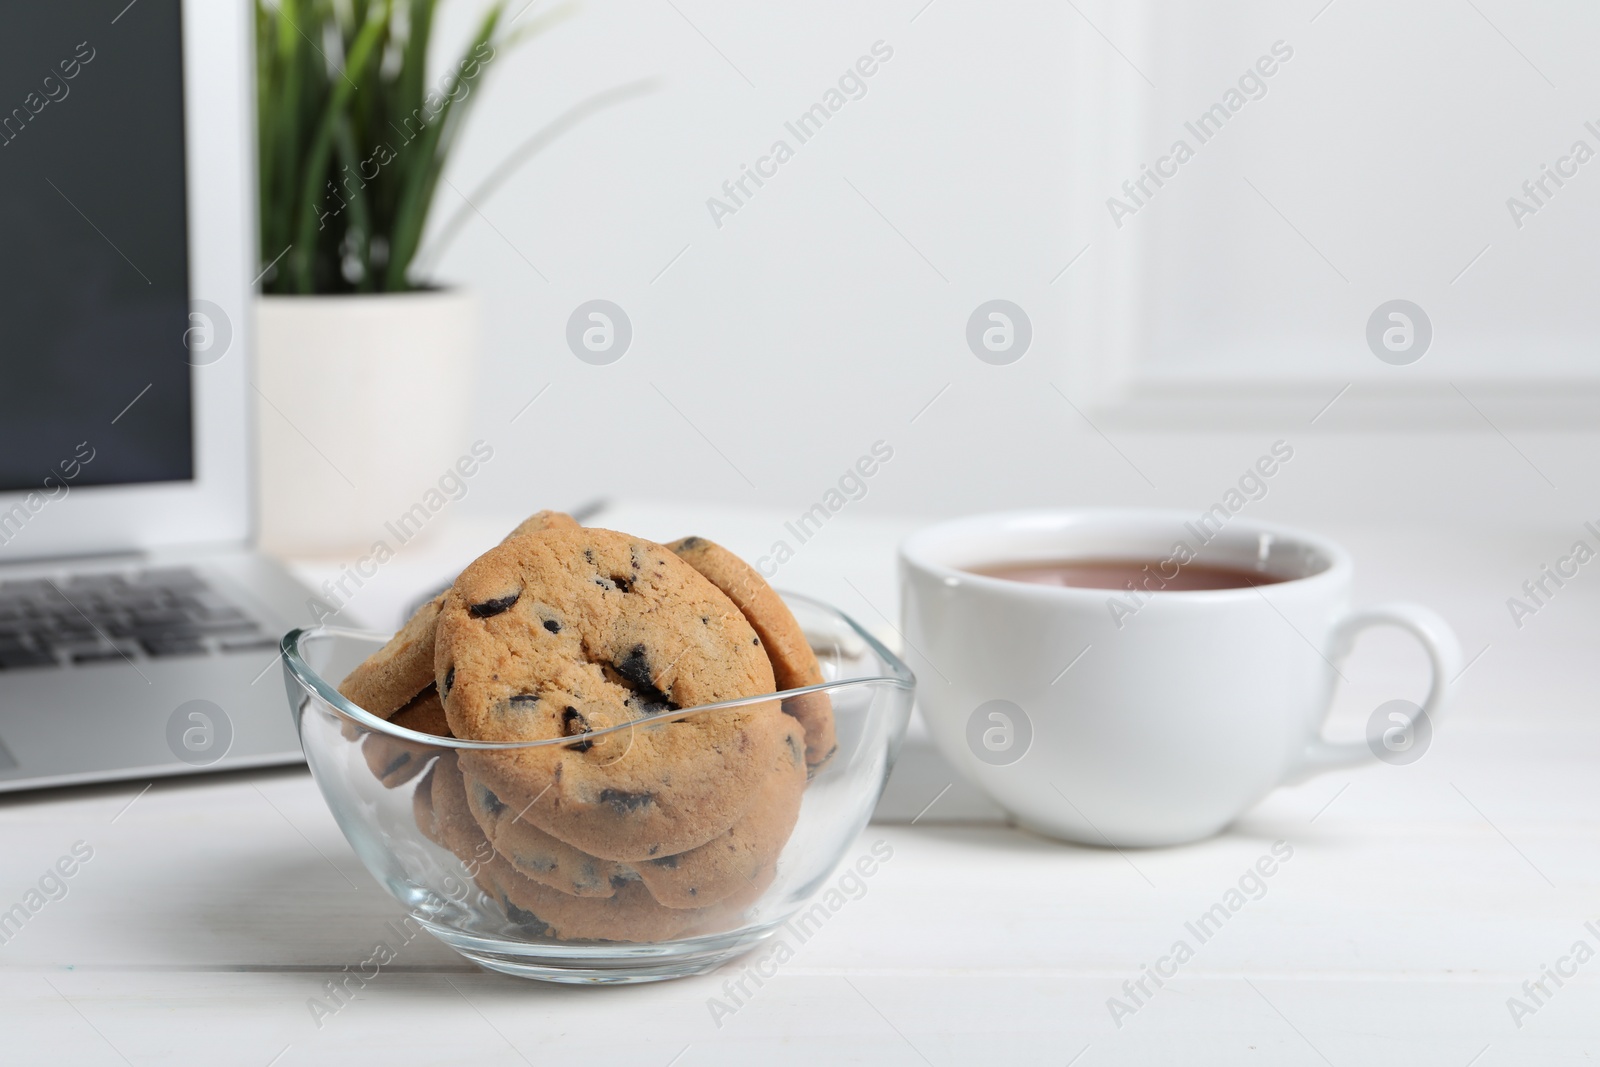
<box><xmin>0</xmin><ymin>1</ymin><xmax>194</xmax><ymax>494</ymax></box>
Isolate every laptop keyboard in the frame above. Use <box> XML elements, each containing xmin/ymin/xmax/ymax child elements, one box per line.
<box><xmin>0</xmin><ymin>568</ymin><xmax>277</xmax><ymax>670</ymax></box>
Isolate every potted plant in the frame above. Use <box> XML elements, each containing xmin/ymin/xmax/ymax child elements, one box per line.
<box><xmin>252</xmin><ymin>0</ymin><xmax>553</xmax><ymax>556</ymax></box>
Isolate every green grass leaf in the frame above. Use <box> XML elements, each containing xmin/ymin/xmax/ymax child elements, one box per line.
<box><xmin>256</xmin><ymin>0</ymin><xmax>588</xmax><ymax>294</ymax></box>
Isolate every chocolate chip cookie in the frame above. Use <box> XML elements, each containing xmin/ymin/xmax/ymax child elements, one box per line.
<box><xmin>462</xmin><ymin>768</ymin><xmax>632</xmax><ymax>898</ymax></box>
<box><xmin>433</xmin><ymin>749</ymin><xmax>732</xmax><ymax>942</ymax></box>
<box><xmin>340</xmin><ymin>509</ymin><xmax>581</xmax><ymax>721</ymax></box>
<box><xmin>429</xmin><ymin>749</ymin><xmax>504</xmax><ymax>898</ymax></box>
<box><xmin>341</xmin><ymin>508</ymin><xmax>581</xmax><ymax>764</ymax></box>
<box><xmin>633</xmin><ymin>711</ymin><xmax>806</xmax><ymax>908</ymax></box>
<box><xmin>467</xmin><ymin>710</ymin><xmax>806</xmax><ymax>910</ymax></box>
<box><xmin>338</xmin><ymin>594</ymin><xmax>445</xmax><ymax>719</ymax></box>
<box><xmin>503</xmin><ymin>508</ymin><xmax>581</xmax><ymax>543</ymax></box>
<box><xmin>361</xmin><ymin>684</ymin><xmax>453</xmax><ymax>788</ymax></box>
<box><xmin>482</xmin><ymin>851</ymin><xmax>748</xmax><ymax>942</ymax></box>
<box><xmin>668</xmin><ymin>536</ymin><xmax>837</xmax><ymax>770</ymax></box>
<box><xmin>436</xmin><ymin>526</ymin><xmax>789</xmax><ymax>861</ymax></box>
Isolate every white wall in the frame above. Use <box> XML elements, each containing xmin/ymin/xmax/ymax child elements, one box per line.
<box><xmin>420</xmin><ymin>0</ymin><xmax>1599</xmax><ymax>533</ymax></box>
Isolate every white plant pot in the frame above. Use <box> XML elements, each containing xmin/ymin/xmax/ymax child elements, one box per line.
<box><xmin>254</xmin><ymin>290</ymin><xmax>477</xmax><ymax>558</ymax></box>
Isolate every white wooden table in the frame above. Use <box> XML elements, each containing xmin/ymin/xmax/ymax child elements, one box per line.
<box><xmin>2</xmin><ymin>502</ymin><xmax>1596</xmax><ymax>1064</ymax></box>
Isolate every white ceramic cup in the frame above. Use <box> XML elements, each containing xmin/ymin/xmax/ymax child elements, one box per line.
<box><xmin>900</xmin><ymin>509</ymin><xmax>1462</xmax><ymax>847</ymax></box>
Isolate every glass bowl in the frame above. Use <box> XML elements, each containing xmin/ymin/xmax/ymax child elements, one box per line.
<box><xmin>280</xmin><ymin>593</ymin><xmax>914</xmax><ymax>984</ymax></box>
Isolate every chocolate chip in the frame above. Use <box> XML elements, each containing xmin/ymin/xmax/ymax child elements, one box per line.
<box><xmin>610</xmin><ymin>575</ymin><xmax>633</xmax><ymax>593</ymax></box>
<box><xmin>650</xmin><ymin>853</ymin><xmax>680</xmax><ymax>869</ymax></box>
<box><xmin>509</xmin><ymin>693</ymin><xmax>539</xmax><ymax>706</ymax></box>
<box><xmin>543</xmin><ymin>619</ymin><xmax>561</xmax><ymax>634</ymax></box>
<box><xmin>753</xmin><ymin>636</ymin><xmax>760</xmax><ymax>645</ymax></box>
<box><xmin>475</xmin><ymin>784</ymin><xmax>508</xmax><ymax>817</ymax></box>
<box><xmin>562</xmin><ymin>707</ymin><xmax>594</xmax><ymax>752</ymax></box>
<box><xmin>443</xmin><ymin>667</ymin><xmax>454</xmax><ymax>695</ymax></box>
<box><xmin>381</xmin><ymin>752</ymin><xmax>411</xmax><ymax>777</ymax></box>
<box><xmin>677</xmin><ymin>536</ymin><xmax>703</xmax><ymax>550</ymax></box>
<box><xmin>469</xmin><ymin>592</ymin><xmax>519</xmax><ymax>618</ymax></box>
<box><xmin>519</xmin><ymin>852</ymin><xmax>557</xmax><ymax>873</ymax></box>
<box><xmin>614</xmin><ymin>646</ymin><xmax>655</xmax><ymax>690</ymax></box>
<box><xmin>502</xmin><ymin>898</ymin><xmax>546</xmax><ymax>929</ymax></box>
<box><xmin>598</xmin><ymin>788</ymin><xmax>655</xmax><ymax>815</ymax></box>
<box><xmin>612</xmin><ymin>645</ymin><xmax>677</xmax><ymax>713</ymax></box>
<box><xmin>610</xmin><ymin>873</ymin><xmax>632</xmax><ymax>889</ymax></box>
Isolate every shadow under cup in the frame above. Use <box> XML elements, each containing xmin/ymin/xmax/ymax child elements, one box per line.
<box><xmin>901</xmin><ymin>509</ymin><xmax>1357</xmax><ymax>848</ymax></box>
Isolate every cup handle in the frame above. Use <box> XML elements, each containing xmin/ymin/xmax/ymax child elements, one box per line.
<box><xmin>1282</xmin><ymin>602</ymin><xmax>1463</xmax><ymax>785</ymax></box>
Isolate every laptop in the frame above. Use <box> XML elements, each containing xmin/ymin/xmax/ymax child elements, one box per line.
<box><xmin>0</xmin><ymin>1</ymin><xmax>315</xmax><ymax>791</ymax></box>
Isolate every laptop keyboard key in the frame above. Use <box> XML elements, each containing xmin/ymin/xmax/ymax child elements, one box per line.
<box><xmin>139</xmin><ymin>636</ymin><xmax>206</xmax><ymax>658</ymax></box>
<box><xmin>220</xmin><ymin>635</ymin><xmax>278</xmax><ymax>654</ymax></box>
<box><xmin>66</xmin><ymin>573</ymin><xmax>126</xmax><ymax>589</ymax></box>
<box><xmin>0</xmin><ymin>646</ymin><xmax>57</xmax><ymax>669</ymax></box>
<box><xmin>0</xmin><ymin>579</ymin><xmax>55</xmax><ymax>596</ymax></box>
<box><xmin>133</xmin><ymin>609</ymin><xmax>192</xmax><ymax>627</ymax></box>
<box><xmin>45</xmin><ymin>621</ymin><xmax>97</xmax><ymax>639</ymax></box>
<box><xmin>190</xmin><ymin>619</ymin><xmax>260</xmax><ymax>636</ymax></box>
<box><xmin>71</xmin><ymin>648</ymin><xmax>128</xmax><ymax>665</ymax></box>
<box><xmin>133</xmin><ymin>568</ymin><xmax>205</xmax><ymax>590</ymax></box>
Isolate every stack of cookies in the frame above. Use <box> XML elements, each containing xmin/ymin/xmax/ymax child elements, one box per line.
<box><xmin>338</xmin><ymin>511</ymin><xmax>836</xmax><ymax>942</ymax></box>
